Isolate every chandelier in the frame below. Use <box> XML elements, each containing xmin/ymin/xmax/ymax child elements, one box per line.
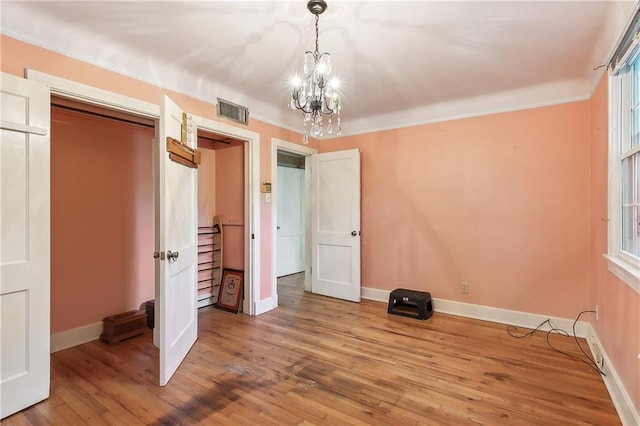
<box><xmin>290</xmin><ymin>0</ymin><xmax>342</xmax><ymax>144</ymax></box>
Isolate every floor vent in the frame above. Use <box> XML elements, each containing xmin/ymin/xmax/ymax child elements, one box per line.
<box><xmin>216</xmin><ymin>98</ymin><xmax>249</xmax><ymax>125</ymax></box>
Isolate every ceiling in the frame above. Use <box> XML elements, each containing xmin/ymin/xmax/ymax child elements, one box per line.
<box><xmin>1</xmin><ymin>1</ymin><xmax>636</xmax><ymax>136</ymax></box>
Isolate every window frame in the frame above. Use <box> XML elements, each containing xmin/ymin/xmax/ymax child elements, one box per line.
<box><xmin>606</xmin><ymin>43</ymin><xmax>640</xmax><ymax>294</ymax></box>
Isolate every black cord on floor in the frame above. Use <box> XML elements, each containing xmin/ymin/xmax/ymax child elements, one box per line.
<box><xmin>507</xmin><ymin>310</ymin><xmax>605</xmax><ymax>376</ymax></box>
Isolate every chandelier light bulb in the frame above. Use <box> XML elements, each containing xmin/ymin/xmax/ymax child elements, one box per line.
<box><xmin>289</xmin><ymin>0</ymin><xmax>342</xmax><ymax>144</ymax></box>
<box><xmin>316</xmin><ymin>62</ymin><xmax>328</xmax><ymax>75</ymax></box>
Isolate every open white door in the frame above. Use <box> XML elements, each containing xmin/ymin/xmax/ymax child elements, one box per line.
<box><xmin>0</xmin><ymin>73</ymin><xmax>50</xmax><ymax>418</ymax></box>
<box><xmin>311</xmin><ymin>149</ymin><xmax>361</xmax><ymax>302</ymax></box>
<box><xmin>277</xmin><ymin>166</ymin><xmax>305</xmax><ymax>277</ymax></box>
<box><xmin>156</xmin><ymin>95</ymin><xmax>198</xmax><ymax>386</ymax></box>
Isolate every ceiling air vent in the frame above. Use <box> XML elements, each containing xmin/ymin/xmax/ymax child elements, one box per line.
<box><xmin>216</xmin><ymin>98</ymin><xmax>249</xmax><ymax>125</ymax></box>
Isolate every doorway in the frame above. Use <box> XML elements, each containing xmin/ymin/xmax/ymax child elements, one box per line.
<box><xmin>276</xmin><ymin>152</ymin><xmax>305</xmax><ymax>278</ymax></box>
<box><xmin>49</xmin><ymin>96</ymin><xmax>156</xmax><ymax>350</ymax></box>
<box><xmin>196</xmin><ymin>130</ymin><xmax>245</xmax><ymax>308</ymax></box>
<box><xmin>27</xmin><ymin>69</ymin><xmax>261</xmax><ymax>341</ymax></box>
<box><xmin>271</xmin><ymin>138</ymin><xmax>317</xmax><ymax>306</ymax></box>
<box><xmin>271</xmin><ymin>139</ymin><xmax>363</xmax><ymax>305</ymax></box>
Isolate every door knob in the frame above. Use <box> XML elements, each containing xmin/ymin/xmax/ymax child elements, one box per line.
<box><xmin>167</xmin><ymin>250</ymin><xmax>179</xmax><ymax>263</ymax></box>
<box><xmin>351</xmin><ymin>230</ymin><xmax>359</xmax><ymax>236</ymax></box>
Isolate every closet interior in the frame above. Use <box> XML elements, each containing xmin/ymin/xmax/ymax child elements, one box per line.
<box><xmin>196</xmin><ymin>131</ymin><xmax>245</xmax><ymax>308</ymax></box>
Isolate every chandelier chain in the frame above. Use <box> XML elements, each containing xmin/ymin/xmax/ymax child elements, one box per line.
<box><xmin>315</xmin><ymin>15</ymin><xmax>320</xmax><ymax>55</ymax></box>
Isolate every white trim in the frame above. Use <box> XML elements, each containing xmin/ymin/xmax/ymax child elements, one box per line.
<box><xmin>607</xmin><ymin>57</ymin><xmax>640</xmax><ymax>294</ymax></box>
<box><xmin>50</xmin><ymin>322</ymin><xmax>103</xmax><ymax>353</ymax></box>
<box><xmin>0</xmin><ymin>120</ymin><xmax>47</xmax><ymax>135</ymax></box>
<box><xmin>363</xmin><ymin>287</ymin><xmax>637</xmax><ymax>424</ymax></box>
<box><xmin>26</xmin><ymin>69</ymin><xmax>159</xmax><ymax>118</ymax></box>
<box><xmin>624</xmin><ymin>143</ymin><xmax>640</xmax><ymax>159</ymax></box>
<box><xmin>336</xmin><ymin>91</ymin><xmax>590</xmax><ymax>139</ymax></box>
<box><xmin>254</xmin><ymin>296</ymin><xmax>278</xmax><ymax>316</ymax></box>
<box><xmin>271</xmin><ymin>138</ymin><xmax>317</xmax><ymax>304</ymax></box>
<box><xmin>604</xmin><ymin>253</ymin><xmax>640</xmax><ymax>294</ymax></box>
<box><xmin>587</xmin><ymin>325</ymin><xmax>640</xmax><ymax>426</ymax></box>
<box><xmin>13</xmin><ymin>33</ymin><xmax>608</xmax><ymax>140</ymax></box>
<box><xmin>432</xmin><ymin>298</ymin><xmax>591</xmax><ymax>337</ymax></box>
<box><xmin>8</xmin><ymin>30</ymin><xmax>299</xmax><ymax>133</ymax></box>
<box><xmin>26</xmin><ymin>70</ymin><xmax>261</xmax><ymax>315</ymax></box>
<box><xmin>362</xmin><ymin>287</ymin><xmax>590</xmax><ymax>336</ymax></box>
<box><xmin>361</xmin><ymin>287</ymin><xmax>391</xmax><ymax>303</ymax></box>
<box><xmin>605</xmin><ymin>2</ymin><xmax>640</xmax><ymax>74</ymax></box>
<box><xmin>194</xmin><ymin>115</ymin><xmax>261</xmax><ymax>316</ymax></box>
<box><xmin>197</xmin><ymin>296</ymin><xmax>216</xmax><ymax>309</ymax></box>
<box><xmin>608</xmin><ymin>72</ymin><xmax>621</xmax><ymax>254</ymax></box>
<box><xmin>611</xmin><ymin>29</ymin><xmax>640</xmax><ymax>76</ymax></box>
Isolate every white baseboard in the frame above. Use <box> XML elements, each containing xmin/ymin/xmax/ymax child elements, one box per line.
<box><xmin>51</xmin><ymin>295</ymin><xmax>279</xmax><ymax>353</ymax></box>
<box><xmin>51</xmin><ymin>321</ymin><xmax>103</xmax><ymax>353</ymax></box>
<box><xmin>362</xmin><ymin>286</ymin><xmax>636</xmax><ymax>425</ymax></box>
<box><xmin>432</xmin><ymin>298</ymin><xmax>591</xmax><ymax>337</ymax></box>
<box><xmin>361</xmin><ymin>287</ymin><xmax>589</xmax><ymax>336</ymax></box>
<box><xmin>197</xmin><ymin>296</ymin><xmax>216</xmax><ymax>309</ymax></box>
<box><xmin>587</xmin><ymin>325</ymin><xmax>640</xmax><ymax>426</ymax></box>
<box><xmin>255</xmin><ymin>295</ymin><xmax>278</xmax><ymax>315</ymax></box>
<box><xmin>362</xmin><ymin>287</ymin><xmax>391</xmax><ymax>303</ymax></box>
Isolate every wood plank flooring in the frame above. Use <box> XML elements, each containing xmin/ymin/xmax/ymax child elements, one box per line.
<box><xmin>3</xmin><ymin>273</ymin><xmax>619</xmax><ymax>425</ymax></box>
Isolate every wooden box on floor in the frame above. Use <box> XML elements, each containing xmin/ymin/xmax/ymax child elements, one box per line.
<box><xmin>100</xmin><ymin>310</ymin><xmax>147</xmax><ymax>343</ymax></box>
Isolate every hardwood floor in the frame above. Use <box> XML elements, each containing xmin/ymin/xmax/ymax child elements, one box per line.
<box><xmin>3</xmin><ymin>273</ymin><xmax>619</xmax><ymax>425</ymax></box>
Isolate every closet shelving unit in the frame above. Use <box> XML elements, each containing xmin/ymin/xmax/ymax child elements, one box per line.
<box><xmin>197</xmin><ymin>215</ymin><xmax>223</xmax><ymax>308</ymax></box>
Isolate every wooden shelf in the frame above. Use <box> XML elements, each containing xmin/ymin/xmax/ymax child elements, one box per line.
<box><xmin>196</xmin><ymin>215</ymin><xmax>223</xmax><ymax>307</ymax></box>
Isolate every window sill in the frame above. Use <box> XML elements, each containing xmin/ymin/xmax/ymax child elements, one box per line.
<box><xmin>603</xmin><ymin>253</ymin><xmax>640</xmax><ymax>294</ymax></box>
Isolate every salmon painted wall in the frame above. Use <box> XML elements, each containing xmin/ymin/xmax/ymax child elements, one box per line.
<box><xmin>1</xmin><ymin>35</ymin><xmax>310</xmax><ymax>312</ymax></box>
<box><xmin>215</xmin><ymin>145</ymin><xmax>245</xmax><ymax>270</ymax></box>
<box><xmin>50</xmin><ymin>107</ymin><xmax>154</xmax><ymax>333</ymax></box>
<box><xmin>589</xmin><ymin>75</ymin><xmax>640</xmax><ymax>412</ymax></box>
<box><xmin>321</xmin><ymin>101</ymin><xmax>591</xmax><ymax>319</ymax></box>
<box><xmin>4</xmin><ymin>34</ymin><xmax>638</xmax><ymax>410</ymax></box>
<box><xmin>198</xmin><ymin>147</ymin><xmax>216</xmax><ymax>226</ymax></box>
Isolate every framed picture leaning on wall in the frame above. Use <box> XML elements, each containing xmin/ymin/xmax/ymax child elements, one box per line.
<box><xmin>216</xmin><ymin>269</ymin><xmax>243</xmax><ymax>313</ymax></box>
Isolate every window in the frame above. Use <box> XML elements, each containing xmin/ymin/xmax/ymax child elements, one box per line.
<box><xmin>607</xmin><ymin>10</ymin><xmax>640</xmax><ymax>293</ymax></box>
<box><xmin>621</xmin><ymin>56</ymin><xmax>640</xmax><ymax>256</ymax></box>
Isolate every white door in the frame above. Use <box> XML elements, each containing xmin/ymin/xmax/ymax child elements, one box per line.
<box><xmin>277</xmin><ymin>166</ymin><xmax>305</xmax><ymax>277</ymax></box>
<box><xmin>311</xmin><ymin>149</ymin><xmax>361</xmax><ymax>302</ymax></box>
<box><xmin>156</xmin><ymin>95</ymin><xmax>198</xmax><ymax>386</ymax></box>
<box><xmin>0</xmin><ymin>73</ymin><xmax>50</xmax><ymax>418</ymax></box>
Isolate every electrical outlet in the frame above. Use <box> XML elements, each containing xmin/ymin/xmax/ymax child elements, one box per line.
<box><xmin>591</xmin><ymin>338</ymin><xmax>605</xmax><ymax>370</ymax></box>
<box><xmin>461</xmin><ymin>282</ymin><xmax>469</xmax><ymax>294</ymax></box>
<box><xmin>596</xmin><ymin>354</ymin><xmax>605</xmax><ymax>369</ymax></box>
<box><xmin>595</xmin><ymin>304</ymin><xmax>599</xmax><ymax>320</ymax></box>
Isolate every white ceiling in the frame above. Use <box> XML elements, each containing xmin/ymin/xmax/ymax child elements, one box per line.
<box><xmin>1</xmin><ymin>1</ymin><xmax>636</xmax><ymax>136</ymax></box>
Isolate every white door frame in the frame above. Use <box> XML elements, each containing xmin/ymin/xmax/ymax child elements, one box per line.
<box><xmin>271</xmin><ymin>138</ymin><xmax>317</xmax><ymax>306</ymax></box>
<box><xmin>194</xmin><ymin>116</ymin><xmax>260</xmax><ymax>315</ymax></box>
<box><xmin>25</xmin><ymin>69</ymin><xmax>260</xmax><ymax>316</ymax></box>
